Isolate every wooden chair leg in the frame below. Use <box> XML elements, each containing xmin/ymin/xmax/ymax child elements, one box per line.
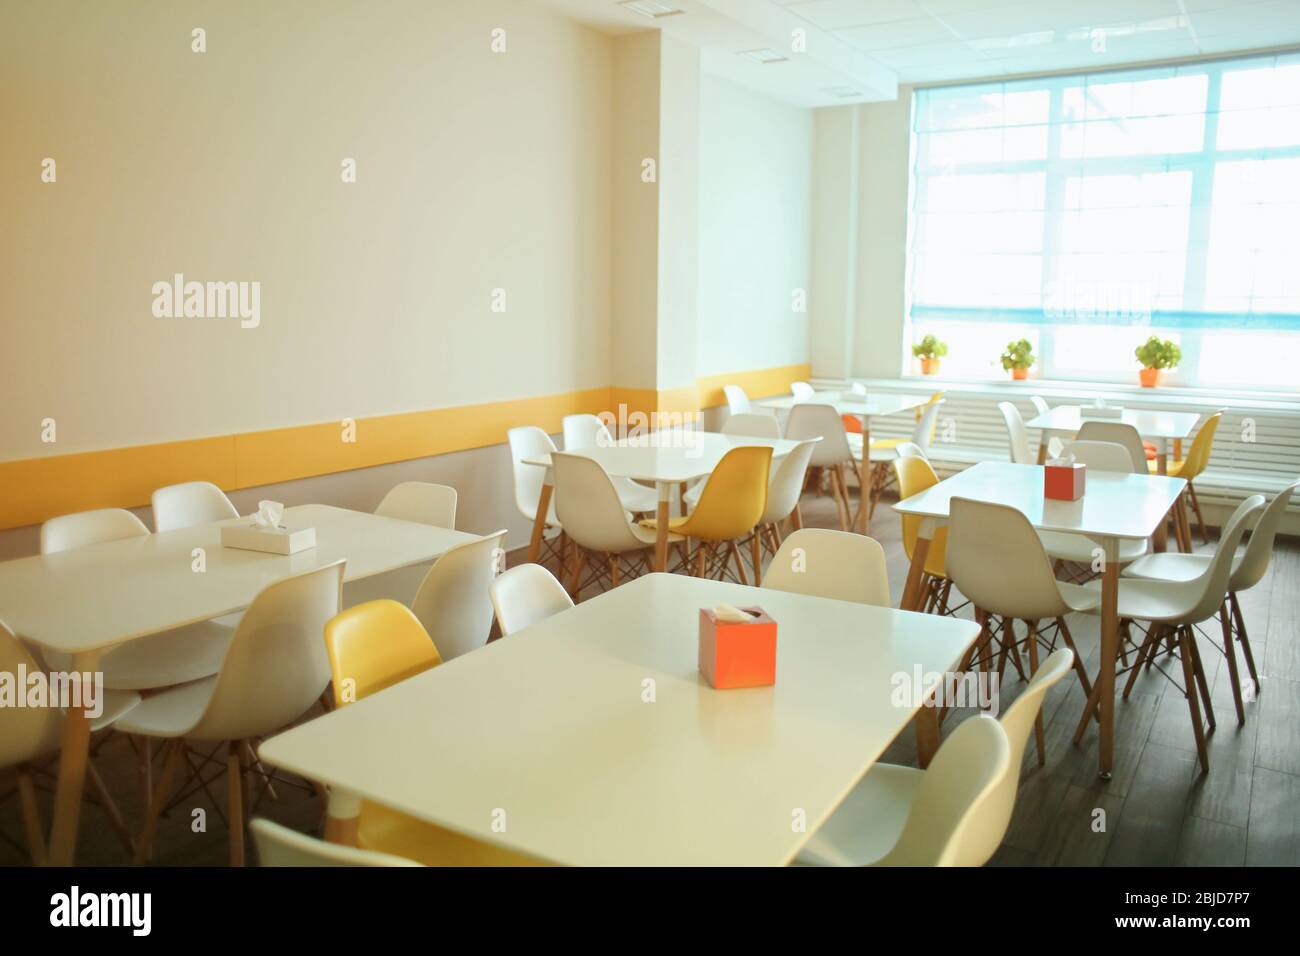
<box><xmin>1219</xmin><ymin>600</ymin><xmax>1246</xmax><ymax>725</ymax></box>
<box><xmin>1186</xmin><ymin>625</ymin><xmax>1215</xmax><ymax>733</ymax></box>
<box><xmin>567</xmin><ymin>549</ymin><xmax>587</xmax><ymax>598</ymax></box>
<box><xmin>227</xmin><ymin>739</ymin><xmax>246</xmax><ymax>867</ymax></box>
<box><xmin>1187</xmin><ymin>482</ymin><xmax>1209</xmax><ymax>545</ymax></box>
<box><xmin>1228</xmin><ymin>591</ymin><xmax>1260</xmax><ymax>695</ymax></box>
<box><xmin>85</xmin><ymin>760</ymin><xmax>135</xmax><ymax>858</ymax></box>
<box><xmin>1178</xmin><ymin>626</ymin><xmax>1211</xmax><ymax>774</ymax></box>
<box><xmin>790</xmin><ymin>503</ymin><xmax>803</xmax><ymax>531</ymax></box>
<box><xmin>135</xmin><ymin>739</ymin><xmax>185</xmax><ymax>864</ymax></box>
<box><xmin>693</xmin><ymin>543</ymin><xmax>707</xmax><ymax>578</ymax></box>
<box><xmin>728</xmin><ymin>540</ymin><xmax>750</xmax><ymax>586</ymax></box>
<box><xmin>829</xmin><ymin>465</ymin><xmax>850</xmax><ymax>531</ymax></box>
<box><xmin>17</xmin><ymin>769</ymin><xmax>46</xmax><ymax>866</ymax></box>
<box><xmin>1024</xmin><ymin>620</ymin><xmax>1045</xmax><ymax>766</ymax></box>
<box><xmin>1056</xmin><ymin>617</ymin><xmax>1093</xmax><ymax>699</ymax></box>
<box><xmin>749</xmin><ymin>534</ymin><xmax>762</xmax><ymax>586</ymax></box>
<box><xmin>1123</xmin><ymin>623</ymin><xmax>1162</xmax><ymax>700</ymax></box>
<box><xmin>609</xmin><ymin>554</ymin><xmax>621</xmax><ymax>589</ymax></box>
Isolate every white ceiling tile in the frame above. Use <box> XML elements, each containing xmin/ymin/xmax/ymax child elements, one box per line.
<box><xmin>836</xmin><ymin>17</ymin><xmax>961</xmax><ymax>50</ymax></box>
<box><xmin>780</xmin><ymin>0</ymin><xmax>928</xmax><ymax>31</ymax></box>
<box><xmin>1190</xmin><ymin>0</ymin><xmax>1300</xmax><ymax>37</ymax></box>
<box><xmin>871</xmin><ymin>40</ymin><xmax>994</xmax><ymax>65</ymax></box>
<box><xmin>899</xmin><ymin>59</ymin><xmax>1004</xmax><ymax>82</ymax></box>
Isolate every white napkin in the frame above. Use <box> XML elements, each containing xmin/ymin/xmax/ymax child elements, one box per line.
<box><xmin>253</xmin><ymin>500</ymin><xmax>285</xmax><ymax>529</ymax></box>
<box><xmin>850</xmin><ymin>382</ymin><xmax>867</xmax><ymax>396</ymax></box>
<box><xmin>712</xmin><ymin>603</ymin><xmax>754</xmax><ymax>623</ymax></box>
<box><xmin>1046</xmin><ymin>454</ymin><xmax>1076</xmax><ymax>468</ymax></box>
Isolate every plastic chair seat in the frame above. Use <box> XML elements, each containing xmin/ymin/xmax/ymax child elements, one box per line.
<box><xmin>611</xmin><ymin>479</ymin><xmax>659</xmax><ymax>514</ymax></box>
<box><xmin>1055</xmin><ymin>580</ymin><xmax>1104</xmax><ymax>613</ymax></box>
<box><xmin>1081</xmin><ymin>576</ymin><xmax>1202</xmax><ymax>623</ymax></box>
<box><xmin>1148</xmin><ymin>457</ymin><xmax>1187</xmax><ymax>476</ymax></box>
<box><xmin>95</xmin><ymin>621</ymin><xmax>235</xmax><ymax>691</ymax></box>
<box><xmin>92</xmin><ymin>689</ymin><xmax>144</xmax><ymax>732</ymax></box>
<box><xmin>1037</xmin><ymin>530</ymin><xmax>1149</xmax><ymax>566</ymax></box>
<box><xmin>1122</xmin><ymin>552</ymin><xmax>1213</xmax><ymax>584</ymax></box>
<box><xmin>632</xmin><ymin>516</ymin><xmax>691</xmax><ymax>542</ymax></box>
<box><xmin>114</xmin><ymin>676</ymin><xmax>218</xmax><ymax>739</ymax></box>
<box><xmin>358</xmin><ymin>802</ymin><xmax>546</xmax><ymax>866</ymax></box>
<box><xmin>795</xmin><ymin>763</ymin><xmax>920</xmax><ymax>867</ymax></box>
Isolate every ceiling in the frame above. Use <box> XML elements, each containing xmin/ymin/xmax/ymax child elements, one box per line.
<box><xmin>544</xmin><ymin>0</ymin><xmax>1300</xmax><ymax>106</ymax></box>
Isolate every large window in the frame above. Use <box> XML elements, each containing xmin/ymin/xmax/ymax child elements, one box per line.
<box><xmin>905</xmin><ymin>52</ymin><xmax>1300</xmax><ymax>389</ymax></box>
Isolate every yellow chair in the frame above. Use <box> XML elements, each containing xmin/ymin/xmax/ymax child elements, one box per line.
<box><xmin>895</xmin><ymin>456</ymin><xmax>958</xmax><ymax>615</ymax></box>
<box><xmin>1149</xmin><ymin>411</ymin><xmax>1222</xmax><ymax>545</ymax></box>
<box><xmin>641</xmin><ymin>445</ymin><xmax>771</xmax><ymax>584</ymax></box>
<box><xmin>322</xmin><ymin>600</ymin><xmax>544</xmax><ymax>866</ymax></box>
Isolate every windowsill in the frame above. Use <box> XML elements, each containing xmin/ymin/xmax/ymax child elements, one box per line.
<box><xmin>826</xmin><ymin>375</ymin><xmax>1300</xmax><ymax>412</ymax></box>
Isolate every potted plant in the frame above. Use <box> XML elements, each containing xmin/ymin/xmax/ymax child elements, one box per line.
<box><xmin>1000</xmin><ymin>338</ymin><xmax>1035</xmax><ymax>381</ymax></box>
<box><xmin>912</xmin><ymin>334</ymin><xmax>948</xmax><ymax>375</ymax></box>
<box><xmin>1134</xmin><ymin>336</ymin><xmax>1181</xmax><ymax>388</ymax></box>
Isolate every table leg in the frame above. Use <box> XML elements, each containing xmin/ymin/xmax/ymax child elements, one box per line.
<box><xmin>1037</xmin><ymin>440</ymin><xmax>1049</xmax><ymax>465</ymax></box>
<box><xmin>324</xmin><ymin>788</ymin><xmax>362</xmax><ymax>847</ymax></box>
<box><xmin>899</xmin><ymin>518</ymin><xmax>935</xmax><ymax>612</ymax></box>
<box><xmin>526</xmin><ymin>475</ymin><xmax>553</xmax><ymax>564</ymax></box>
<box><xmin>47</xmin><ymin>650</ymin><xmax>100</xmax><ymax>866</ymax></box>
<box><xmin>915</xmin><ymin>705</ymin><xmax>940</xmax><ymax>769</ymax></box>
<box><xmin>678</xmin><ymin>481</ymin><xmax>688</xmax><ymax>518</ymax></box>
<box><xmin>1095</xmin><ymin>540</ymin><xmax>1120</xmax><ymax>779</ymax></box>
<box><xmin>1153</xmin><ymin>444</ymin><xmax>1169</xmax><ymax>553</ymax></box>
<box><xmin>854</xmin><ymin>419</ymin><xmax>871</xmax><ymax>534</ymax></box>
<box><xmin>654</xmin><ymin>482</ymin><xmax>670</xmax><ymax>572</ymax></box>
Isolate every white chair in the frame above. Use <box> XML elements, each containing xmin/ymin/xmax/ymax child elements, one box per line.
<box><xmin>152</xmin><ymin>481</ymin><xmax>239</xmax><ymax>532</ymax></box>
<box><xmin>561</xmin><ymin>414</ymin><xmax>658</xmax><ymax>514</ymax></box>
<box><xmin>375</xmin><ymin>481</ymin><xmax>457</xmax><ymax>529</ymax></box>
<box><xmin>1075</xmin><ymin>495</ymin><xmax>1265</xmax><ymax>772</ymax></box>
<box><xmin>1</xmin><ymin>620</ymin><xmax>141</xmax><ymax>864</ymax></box>
<box><xmin>551</xmin><ymin>453</ymin><xmax>683</xmax><ymax>597</ymax></box>
<box><xmin>798</xmin><ymin>650</ymin><xmax>1073</xmax><ymax>868</ymax></box>
<box><xmin>38</xmin><ymin>509</ymin><xmax>235</xmax><ymax>690</ymax></box>
<box><xmin>1030</xmin><ymin>395</ymin><xmax>1068</xmax><ymax>459</ymax></box>
<box><xmin>489</xmin><ymin>564</ymin><xmax>574</xmax><ymax>636</ymax></box>
<box><xmin>1037</xmin><ymin>440</ymin><xmax>1150</xmax><ymax>571</ymax></box>
<box><xmin>785</xmin><ymin>404</ymin><xmax>856</xmax><ymax>531</ymax></box>
<box><xmin>506</xmin><ymin>425</ymin><xmax>563</xmax><ymax>565</ymax></box>
<box><xmin>123</xmin><ymin>560</ymin><xmax>346</xmax><ymax>866</ymax></box>
<box><xmin>997</xmin><ymin>401</ymin><xmax>1034</xmax><ymax>465</ymax></box>
<box><xmin>796</xmin><ymin>715</ymin><xmax>1010</xmax><ymax>867</ymax></box>
<box><xmin>1075</xmin><ymin>421</ymin><xmax>1148</xmax><ymax>474</ymax></box>
<box><xmin>721</xmin><ymin>413</ymin><xmax>781</xmax><ymax>439</ymax></box>
<box><xmin>946</xmin><ymin>498</ymin><xmax>1101</xmax><ymax>757</ymax></box>
<box><xmin>723</xmin><ymin>384</ymin><xmax>751</xmax><ymax>415</ymax></box>
<box><xmin>740</xmin><ymin>439</ymin><xmax>818</xmax><ymax>582</ymax></box>
<box><xmin>1122</xmin><ymin>479</ymin><xmax>1296</xmax><ymax>725</ymax></box>
<box><xmin>251</xmin><ymin>818</ymin><xmax>422</xmax><ymax>867</ymax></box>
<box><xmin>895</xmin><ymin>441</ymin><xmax>926</xmax><ymax>460</ymax></box>
<box><xmin>762</xmin><ymin>528</ymin><xmax>889</xmax><ymax>606</ymax></box>
<box><xmin>790</xmin><ymin>381</ymin><xmax>816</xmax><ymax>401</ymax></box>
<box><xmin>409</xmin><ymin>531</ymin><xmax>508</xmax><ymax>661</ymax></box>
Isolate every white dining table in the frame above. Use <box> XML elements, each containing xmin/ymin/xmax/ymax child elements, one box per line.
<box><xmin>1025</xmin><ymin>405</ymin><xmax>1201</xmax><ymax>474</ymax></box>
<box><xmin>892</xmin><ymin>461</ymin><xmax>1186</xmax><ymax>779</ymax></box>
<box><xmin>523</xmin><ymin>430</ymin><xmax>809</xmax><ymax>573</ymax></box>
<box><xmin>0</xmin><ymin>503</ymin><xmax>479</xmax><ymax>865</ymax></box>
<box><xmin>259</xmin><ymin>573</ymin><xmax>982</xmax><ymax>866</ymax></box>
<box><xmin>760</xmin><ymin>390</ymin><xmax>929</xmax><ymax>533</ymax></box>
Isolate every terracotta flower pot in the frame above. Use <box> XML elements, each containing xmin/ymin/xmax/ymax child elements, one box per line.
<box><xmin>1139</xmin><ymin>367</ymin><xmax>1161</xmax><ymax>388</ymax></box>
<box><xmin>1012</xmin><ymin>367</ymin><xmax>1028</xmax><ymax>381</ymax></box>
<box><xmin>920</xmin><ymin>357</ymin><xmax>939</xmax><ymax>375</ymax></box>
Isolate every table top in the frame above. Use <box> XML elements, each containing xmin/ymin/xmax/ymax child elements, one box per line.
<box><xmin>0</xmin><ymin>504</ymin><xmax>478</xmax><ymax>654</ymax></box>
<box><xmin>524</xmin><ymin>431</ymin><xmax>808</xmax><ymax>485</ymax></box>
<box><xmin>759</xmin><ymin>390</ymin><xmax>928</xmax><ymax>418</ymax></box>
<box><xmin>1025</xmin><ymin>405</ymin><xmax>1202</xmax><ymax>440</ymax></box>
<box><xmin>892</xmin><ymin>461</ymin><xmax>1186</xmax><ymax>541</ymax></box>
<box><xmin>259</xmin><ymin>573</ymin><xmax>981</xmax><ymax>867</ymax></box>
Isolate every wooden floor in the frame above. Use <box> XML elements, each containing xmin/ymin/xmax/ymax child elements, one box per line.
<box><xmin>2</xmin><ymin>480</ymin><xmax>1297</xmax><ymax>866</ymax></box>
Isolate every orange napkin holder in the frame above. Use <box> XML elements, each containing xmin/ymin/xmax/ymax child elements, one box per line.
<box><xmin>699</xmin><ymin>607</ymin><xmax>777</xmax><ymax>690</ymax></box>
<box><xmin>1045</xmin><ymin>461</ymin><xmax>1086</xmax><ymax>501</ymax></box>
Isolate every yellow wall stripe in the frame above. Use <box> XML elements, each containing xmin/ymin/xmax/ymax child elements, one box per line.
<box><xmin>0</xmin><ymin>364</ymin><xmax>809</xmax><ymax>530</ymax></box>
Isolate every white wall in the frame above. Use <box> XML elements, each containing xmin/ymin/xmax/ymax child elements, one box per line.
<box><xmin>696</xmin><ymin>75</ymin><xmax>812</xmax><ymax>378</ymax></box>
<box><xmin>0</xmin><ymin>0</ymin><xmax>612</xmax><ymax>459</ymax></box>
<box><xmin>809</xmin><ymin>89</ymin><xmax>914</xmax><ymax>381</ymax></box>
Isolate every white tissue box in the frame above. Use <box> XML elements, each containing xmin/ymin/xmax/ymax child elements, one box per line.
<box><xmin>220</xmin><ymin>522</ymin><xmax>317</xmax><ymax>555</ymax></box>
<box><xmin>1080</xmin><ymin>405</ymin><xmax>1123</xmax><ymax>419</ymax></box>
